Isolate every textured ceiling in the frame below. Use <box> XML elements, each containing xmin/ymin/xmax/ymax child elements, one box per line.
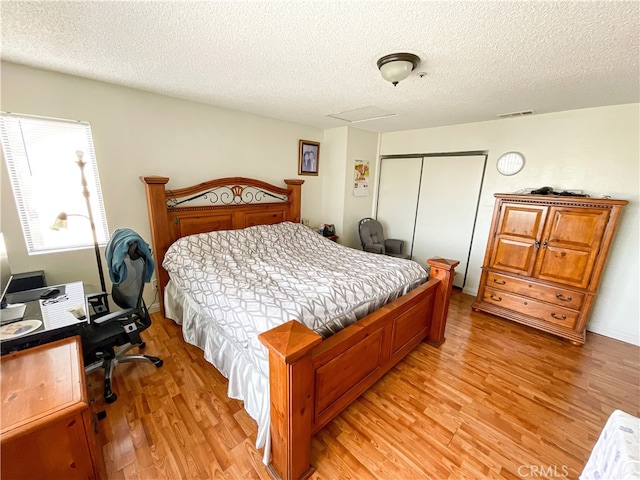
<box><xmin>1</xmin><ymin>1</ymin><xmax>638</xmax><ymax>133</ymax></box>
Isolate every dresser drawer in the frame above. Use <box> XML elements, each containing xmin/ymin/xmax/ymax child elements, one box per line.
<box><xmin>483</xmin><ymin>287</ymin><xmax>579</xmax><ymax>329</ymax></box>
<box><xmin>485</xmin><ymin>272</ymin><xmax>584</xmax><ymax>310</ymax></box>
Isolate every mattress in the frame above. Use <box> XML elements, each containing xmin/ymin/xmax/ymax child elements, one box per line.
<box><xmin>162</xmin><ymin>221</ymin><xmax>428</xmax><ymax>459</ymax></box>
<box><xmin>580</xmin><ymin>410</ymin><xmax>640</xmax><ymax>480</ymax></box>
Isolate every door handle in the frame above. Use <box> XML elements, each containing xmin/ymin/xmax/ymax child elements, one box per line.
<box><xmin>556</xmin><ymin>293</ymin><xmax>572</xmax><ymax>302</ymax></box>
<box><xmin>542</xmin><ymin>240</ymin><xmax>548</xmax><ymax>247</ymax></box>
<box><xmin>534</xmin><ymin>240</ymin><xmax>540</xmax><ymax>249</ymax></box>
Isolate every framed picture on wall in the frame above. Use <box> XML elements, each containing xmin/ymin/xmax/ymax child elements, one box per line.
<box><xmin>298</xmin><ymin>140</ymin><xmax>320</xmax><ymax>176</ymax></box>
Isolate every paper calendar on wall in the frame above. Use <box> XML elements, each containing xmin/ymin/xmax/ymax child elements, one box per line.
<box><xmin>353</xmin><ymin>160</ymin><xmax>370</xmax><ymax>197</ymax></box>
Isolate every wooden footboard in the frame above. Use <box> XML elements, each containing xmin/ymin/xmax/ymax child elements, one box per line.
<box><xmin>259</xmin><ymin>257</ymin><xmax>458</xmax><ymax>480</ymax></box>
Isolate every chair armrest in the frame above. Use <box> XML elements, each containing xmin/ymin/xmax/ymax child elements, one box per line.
<box><xmin>87</xmin><ymin>292</ymin><xmax>111</xmax><ymax>318</ymax></box>
<box><xmin>364</xmin><ymin>244</ymin><xmax>385</xmax><ymax>254</ymax></box>
<box><xmin>92</xmin><ymin>307</ymin><xmax>137</xmax><ymax>326</ymax></box>
<box><xmin>384</xmin><ymin>239</ymin><xmax>404</xmax><ymax>254</ymax></box>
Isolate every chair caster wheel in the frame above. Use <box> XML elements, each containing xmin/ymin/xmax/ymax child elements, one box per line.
<box><xmin>105</xmin><ymin>393</ymin><xmax>117</xmax><ymax>404</ymax></box>
<box><xmin>153</xmin><ymin>359</ymin><xmax>163</xmax><ymax>368</ymax></box>
<box><xmin>139</xmin><ymin>341</ymin><xmax>146</xmax><ymax>350</ymax></box>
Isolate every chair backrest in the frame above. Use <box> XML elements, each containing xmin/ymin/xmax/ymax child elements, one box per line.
<box><xmin>358</xmin><ymin>217</ymin><xmax>385</xmax><ymax>249</ymax></box>
<box><xmin>111</xmin><ymin>241</ymin><xmax>147</xmax><ymax>317</ymax></box>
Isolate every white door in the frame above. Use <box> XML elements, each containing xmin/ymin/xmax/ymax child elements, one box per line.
<box><xmin>375</xmin><ymin>157</ymin><xmax>422</xmax><ymax>257</ymax></box>
<box><xmin>412</xmin><ymin>155</ymin><xmax>485</xmax><ymax>288</ymax></box>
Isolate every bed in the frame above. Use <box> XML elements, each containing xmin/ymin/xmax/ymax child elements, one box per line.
<box><xmin>141</xmin><ymin>176</ymin><xmax>458</xmax><ymax>480</ymax></box>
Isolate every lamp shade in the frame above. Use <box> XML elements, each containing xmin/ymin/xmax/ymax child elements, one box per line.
<box><xmin>50</xmin><ymin>212</ymin><xmax>68</xmax><ymax>230</ymax></box>
<box><xmin>377</xmin><ymin>53</ymin><xmax>421</xmax><ymax>86</ymax></box>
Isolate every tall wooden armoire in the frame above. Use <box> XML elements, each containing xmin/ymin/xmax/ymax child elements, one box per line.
<box><xmin>472</xmin><ymin>194</ymin><xmax>627</xmax><ymax>344</ymax></box>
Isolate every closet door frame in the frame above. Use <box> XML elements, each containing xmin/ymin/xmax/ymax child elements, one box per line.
<box><xmin>375</xmin><ymin>151</ymin><xmax>488</xmax><ymax>288</ymax></box>
<box><xmin>375</xmin><ymin>155</ymin><xmax>424</xmax><ymax>258</ymax></box>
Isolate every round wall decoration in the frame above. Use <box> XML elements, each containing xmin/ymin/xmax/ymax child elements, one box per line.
<box><xmin>496</xmin><ymin>151</ymin><xmax>525</xmax><ymax>176</ymax></box>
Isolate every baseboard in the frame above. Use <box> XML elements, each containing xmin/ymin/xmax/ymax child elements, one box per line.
<box><xmin>462</xmin><ymin>286</ymin><xmax>478</xmax><ymax>297</ymax></box>
<box><xmin>587</xmin><ymin>325</ymin><xmax>640</xmax><ymax>346</ymax></box>
<box><xmin>148</xmin><ymin>302</ymin><xmax>161</xmax><ymax>314</ymax></box>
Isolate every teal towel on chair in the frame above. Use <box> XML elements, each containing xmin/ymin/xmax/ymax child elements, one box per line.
<box><xmin>106</xmin><ymin>228</ymin><xmax>155</xmax><ymax>284</ymax></box>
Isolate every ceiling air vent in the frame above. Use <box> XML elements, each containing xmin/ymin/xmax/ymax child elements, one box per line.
<box><xmin>327</xmin><ymin>106</ymin><xmax>397</xmax><ymax>123</ymax></box>
<box><xmin>496</xmin><ymin>110</ymin><xmax>534</xmax><ymax>119</ymax></box>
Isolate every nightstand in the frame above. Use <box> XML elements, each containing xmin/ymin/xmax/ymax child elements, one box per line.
<box><xmin>0</xmin><ymin>336</ymin><xmax>105</xmax><ymax>480</ymax></box>
<box><xmin>312</xmin><ymin>226</ymin><xmax>338</xmax><ymax>242</ymax></box>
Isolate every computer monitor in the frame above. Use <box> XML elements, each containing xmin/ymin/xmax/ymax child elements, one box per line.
<box><xmin>1</xmin><ymin>275</ymin><xmax>14</xmax><ymax>309</ymax></box>
<box><xmin>0</xmin><ymin>233</ymin><xmax>26</xmax><ymax>324</ymax></box>
<box><xmin>0</xmin><ymin>232</ymin><xmax>11</xmax><ymax>309</ymax></box>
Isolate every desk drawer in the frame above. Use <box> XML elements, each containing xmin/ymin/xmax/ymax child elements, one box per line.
<box><xmin>483</xmin><ymin>287</ymin><xmax>578</xmax><ymax>329</ymax></box>
<box><xmin>485</xmin><ymin>272</ymin><xmax>584</xmax><ymax>310</ymax></box>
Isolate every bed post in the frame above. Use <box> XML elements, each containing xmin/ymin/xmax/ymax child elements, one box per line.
<box><xmin>284</xmin><ymin>179</ymin><xmax>304</xmax><ymax>223</ymax></box>
<box><xmin>140</xmin><ymin>176</ymin><xmax>171</xmax><ymax>316</ymax></box>
<box><xmin>426</xmin><ymin>257</ymin><xmax>459</xmax><ymax>347</ymax></box>
<box><xmin>259</xmin><ymin>321</ymin><xmax>322</xmax><ymax>480</ymax></box>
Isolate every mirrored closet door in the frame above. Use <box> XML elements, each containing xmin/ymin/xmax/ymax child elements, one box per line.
<box><xmin>376</xmin><ymin>153</ymin><xmax>487</xmax><ymax>289</ymax></box>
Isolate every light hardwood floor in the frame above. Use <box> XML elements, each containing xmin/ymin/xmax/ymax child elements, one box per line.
<box><xmin>89</xmin><ymin>291</ymin><xmax>640</xmax><ymax>479</ymax></box>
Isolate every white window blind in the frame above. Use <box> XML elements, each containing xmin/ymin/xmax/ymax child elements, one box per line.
<box><xmin>0</xmin><ymin>112</ymin><xmax>109</xmax><ymax>255</ymax></box>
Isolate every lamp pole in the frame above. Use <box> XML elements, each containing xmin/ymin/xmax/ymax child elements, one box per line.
<box><xmin>75</xmin><ymin>151</ymin><xmax>107</xmax><ymax>293</ymax></box>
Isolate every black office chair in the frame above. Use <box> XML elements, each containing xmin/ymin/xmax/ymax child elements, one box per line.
<box><xmin>82</xmin><ymin>241</ymin><xmax>162</xmax><ymax>403</ymax></box>
<box><xmin>358</xmin><ymin>217</ymin><xmax>411</xmax><ymax>259</ymax></box>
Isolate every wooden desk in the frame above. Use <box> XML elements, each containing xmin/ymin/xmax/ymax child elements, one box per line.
<box><xmin>1</xmin><ymin>282</ymin><xmax>89</xmax><ymax>355</ymax></box>
<box><xmin>0</xmin><ymin>336</ymin><xmax>104</xmax><ymax>480</ymax></box>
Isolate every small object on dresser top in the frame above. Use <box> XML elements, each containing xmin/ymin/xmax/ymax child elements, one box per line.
<box><xmin>530</xmin><ymin>186</ymin><xmax>554</xmax><ymax>195</ymax></box>
<box><xmin>514</xmin><ymin>187</ymin><xmax>589</xmax><ymax>197</ymax></box>
<box><xmin>556</xmin><ymin>190</ymin><xmax>588</xmax><ymax>197</ymax></box>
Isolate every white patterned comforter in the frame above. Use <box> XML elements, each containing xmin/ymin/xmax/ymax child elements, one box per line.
<box><xmin>162</xmin><ymin>221</ymin><xmax>427</xmax><ymax>458</ymax></box>
<box><xmin>163</xmin><ymin>221</ymin><xmax>427</xmax><ymax>378</ymax></box>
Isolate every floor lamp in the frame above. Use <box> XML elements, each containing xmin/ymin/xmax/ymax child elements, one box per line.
<box><xmin>51</xmin><ymin>150</ymin><xmax>107</xmax><ymax>294</ymax></box>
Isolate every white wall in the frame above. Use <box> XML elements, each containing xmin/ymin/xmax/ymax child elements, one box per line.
<box><xmin>320</xmin><ymin>126</ymin><xmax>379</xmax><ymax>248</ymax></box>
<box><xmin>320</xmin><ymin>127</ymin><xmax>348</xmax><ymax>235</ymax></box>
<box><xmin>379</xmin><ymin>104</ymin><xmax>639</xmax><ymax>345</ymax></box>
<box><xmin>343</xmin><ymin>127</ymin><xmax>379</xmax><ymax>249</ymax></box>
<box><xmin>1</xmin><ymin>62</ymin><xmax>324</xmax><ymax>307</ymax></box>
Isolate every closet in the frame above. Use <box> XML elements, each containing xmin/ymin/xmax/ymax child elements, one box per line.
<box><xmin>376</xmin><ymin>154</ymin><xmax>487</xmax><ymax>289</ymax></box>
<box><xmin>472</xmin><ymin>194</ymin><xmax>627</xmax><ymax>344</ymax></box>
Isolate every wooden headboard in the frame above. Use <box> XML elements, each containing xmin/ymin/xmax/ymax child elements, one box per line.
<box><xmin>140</xmin><ymin>176</ymin><xmax>304</xmax><ymax>315</ymax></box>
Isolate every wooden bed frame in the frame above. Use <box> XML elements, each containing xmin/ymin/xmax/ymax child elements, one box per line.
<box><xmin>141</xmin><ymin>176</ymin><xmax>458</xmax><ymax>480</ymax></box>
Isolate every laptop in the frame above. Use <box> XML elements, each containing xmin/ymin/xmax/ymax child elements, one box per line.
<box><xmin>0</xmin><ymin>275</ymin><xmax>27</xmax><ymax>326</ymax></box>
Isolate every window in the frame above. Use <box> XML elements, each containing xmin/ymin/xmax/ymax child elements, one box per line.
<box><xmin>1</xmin><ymin>113</ymin><xmax>109</xmax><ymax>255</ymax></box>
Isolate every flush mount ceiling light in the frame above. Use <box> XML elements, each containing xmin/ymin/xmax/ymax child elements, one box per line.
<box><xmin>377</xmin><ymin>53</ymin><xmax>421</xmax><ymax>86</ymax></box>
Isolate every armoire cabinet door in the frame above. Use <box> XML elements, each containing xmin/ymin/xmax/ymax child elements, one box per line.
<box><xmin>488</xmin><ymin>203</ymin><xmax>548</xmax><ymax>276</ymax></box>
<box><xmin>533</xmin><ymin>206</ymin><xmax>610</xmax><ymax>288</ymax></box>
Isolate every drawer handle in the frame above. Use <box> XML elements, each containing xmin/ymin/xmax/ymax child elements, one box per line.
<box><xmin>493</xmin><ymin>278</ymin><xmax>506</xmax><ymax>285</ymax></box>
<box><xmin>551</xmin><ymin>312</ymin><xmax>567</xmax><ymax>320</ymax></box>
<box><xmin>490</xmin><ymin>294</ymin><xmax>502</xmax><ymax>302</ymax></box>
<box><xmin>556</xmin><ymin>293</ymin><xmax>572</xmax><ymax>302</ymax></box>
